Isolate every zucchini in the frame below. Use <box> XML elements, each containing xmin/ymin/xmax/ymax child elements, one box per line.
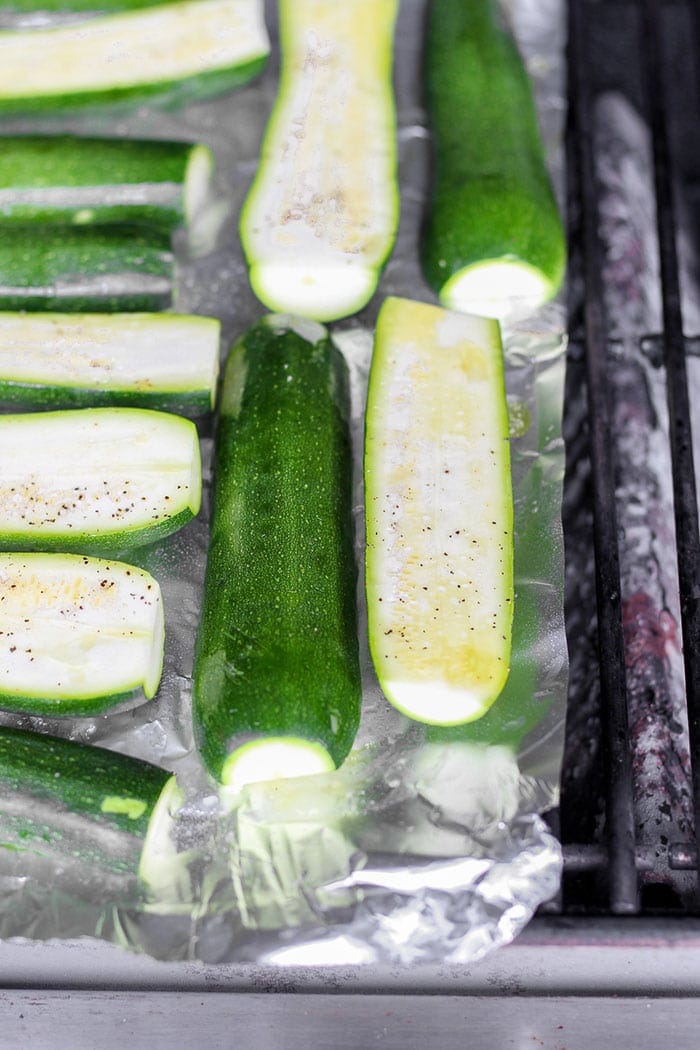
<box><xmin>0</xmin><ymin>0</ymin><xmax>269</xmax><ymax>114</ymax></box>
<box><xmin>0</xmin><ymin>407</ymin><xmax>201</xmax><ymax>552</ymax></box>
<box><xmin>0</xmin><ymin>135</ymin><xmax>213</xmax><ymax>233</ymax></box>
<box><xmin>421</xmin><ymin>0</ymin><xmax>566</xmax><ymax>321</ymax></box>
<box><xmin>0</xmin><ymin>725</ymin><xmax>174</xmax><ymax>891</ymax></box>
<box><xmin>239</xmin><ymin>0</ymin><xmax>399</xmax><ymax>322</ymax></box>
<box><xmin>0</xmin><ymin>312</ymin><xmax>220</xmax><ymax>416</ymax></box>
<box><xmin>364</xmin><ymin>296</ymin><xmax>514</xmax><ymax>726</ymax></box>
<box><xmin>0</xmin><ymin>552</ymin><xmax>164</xmax><ymax>716</ymax></box>
<box><xmin>0</xmin><ymin>226</ymin><xmax>172</xmax><ymax>313</ymax></box>
<box><xmin>192</xmin><ymin>315</ymin><xmax>361</xmax><ymax>792</ymax></box>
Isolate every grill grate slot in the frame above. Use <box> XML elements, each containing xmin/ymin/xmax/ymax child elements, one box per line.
<box><xmin>560</xmin><ymin>0</ymin><xmax>700</xmax><ymax>917</ymax></box>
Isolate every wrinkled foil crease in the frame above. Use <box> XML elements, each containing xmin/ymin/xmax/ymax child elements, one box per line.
<box><xmin>0</xmin><ymin>0</ymin><xmax>567</xmax><ymax>964</ymax></box>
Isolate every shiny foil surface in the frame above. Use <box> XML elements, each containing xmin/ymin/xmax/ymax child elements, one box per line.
<box><xmin>0</xmin><ymin>0</ymin><xmax>568</xmax><ymax>964</ymax></box>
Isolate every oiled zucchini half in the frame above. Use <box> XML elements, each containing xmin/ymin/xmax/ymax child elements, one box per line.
<box><xmin>0</xmin><ymin>552</ymin><xmax>164</xmax><ymax>716</ymax></box>
<box><xmin>365</xmin><ymin>296</ymin><xmax>514</xmax><ymax>726</ymax></box>
<box><xmin>0</xmin><ymin>0</ymin><xmax>270</xmax><ymax>114</ymax></box>
<box><xmin>0</xmin><ymin>407</ymin><xmax>201</xmax><ymax>552</ymax></box>
<box><xmin>0</xmin><ymin>311</ymin><xmax>220</xmax><ymax>416</ymax></box>
<box><xmin>240</xmin><ymin>0</ymin><xmax>400</xmax><ymax>322</ymax></box>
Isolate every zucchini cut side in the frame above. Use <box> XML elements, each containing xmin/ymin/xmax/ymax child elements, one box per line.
<box><xmin>0</xmin><ymin>136</ymin><xmax>214</xmax><ymax>233</ymax></box>
<box><xmin>0</xmin><ymin>0</ymin><xmax>270</xmax><ymax>114</ymax></box>
<box><xmin>0</xmin><ymin>407</ymin><xmax>201</xmax><ymax>552</ymax></box>
<box><xmin>421</xmin><ymin>0</ymin><xmax>566</xmax><ymax>322</ymax></box>
<box><xmin>0</xmin><ymin>312</ymin><xmax>220</xmax><ymax>415</ymax></box>
<box><xmin>192</xmin><ymin>314</ymin><xmax>362</xmax><ymax>790</ymax></box>
<box><xmin>240</xmin><ymin>0</ymin><xmax>400</xmax><ymax>322</ymax></box>
<box><xmin>364</xmin><ymin>296</ymin><xmax>514</xmax><ymax>726</ymax></box>
<box><xmin>0</xmin><ymin>553</ymin><xmax>164</xmax><ymax>715</ymax></box>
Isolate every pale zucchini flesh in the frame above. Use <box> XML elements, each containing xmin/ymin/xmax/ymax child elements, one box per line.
<box><xmin>0</xmin><ymin>0</ymin><xmax>270</xmax><ymax>113</ymax></box>
<box><xmin>0</xmin><ymin>407</ymin><xmax>201</xmax><ymax>551</ymax></box>
<box><xmin>0</xmin><ymin>553</ymin><xmax>164</xmax><ymax>715</ymax></box>
<box><xmin>364</xmin><ymin>296</ymin><xmax>514</xmax><ymax>726</ymax></box>
<box><xmin>240</xmin><ymin>0</ymin><xmax>399</xmax><ymax>322</ymax></box>
<box><xmin>0</xmin><ymin>312</ymin><xmax>220</xmax><ymax>415</ymax></box>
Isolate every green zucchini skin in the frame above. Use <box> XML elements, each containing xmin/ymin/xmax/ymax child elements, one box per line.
<box><xmin>0</xmin><ymin>725</ymin><xmax>170</xmax><ymax>881</ymax></box>
<box><xmin>192</xmin><ymin>315</ymin><xmax>362</xmax><ymax>784</ymax></box>
<box><xmin>0</xmin><ymin>226</ymin><xmax>173</xmax><ymax>312</ymax></box>
<box><xmin>421</xmin><ymin>0</ymin><xmax>566</xmax><ymax>319</ymax></box>
<box><xmin>0</xmin><ymin>0</ymin><xmax>269</xmax><ymax>116</ymax></box>
<box><xmin>0</xmin><ymin>136</ymin><xmax>213</xmax><ymax>232</ymax></box>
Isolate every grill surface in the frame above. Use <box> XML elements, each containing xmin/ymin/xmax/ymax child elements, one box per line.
<box><xmin>559</xmin><ymin>0</ymin><xmax>700</xmax><ymax>917</ymax></box>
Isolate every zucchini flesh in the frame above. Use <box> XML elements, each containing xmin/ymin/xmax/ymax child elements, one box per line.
<box><xmin>0</xmin><ymin>407</ymin><xmax>201</xmax><ymax>551</ymax></box>
<box><xmin>0</xmin><ymin>226</ymin><xmax>172</xmax><ymax>313</ymax></box>
<box><xmin>0</xmin><ymin>725</ymin><xmax>172</xmax><ymax>886</ymax></box>
<box><xmin>0</xmin><ymin>553</ymin><xmax>164</xmax><ymax>715</ymax></box>
<box><xmin>0</xmin><ymin>0</ymin><xmax>269</xmax><ymax>114</ymax></box>
<box><xmin>364</xmin><ymin>296</ymin><xmax>514</xmax><ymax>726</ymax></box>
<box><xmin>192</xmin><ymin>315</ymin><xmax>361</xmax><ymax>790</ymax></box>
<box><xmin>240</xmin><ymin>0</ymin><xmax>399</xmax><ymax>322</ymax></box>
<box><xmin>0</xmin><ymin>136</ymin><xmax>213</xmax><ymax>232</ymax></box>
<box><xmin>0</xmin><ymin>312</ymin><xmax>220</xmax><ymax>415</ymax></box>
<box><xmin>421</xmin><ymin>0</ymin><xmax>566</xmax><ymax>321</ymax></box>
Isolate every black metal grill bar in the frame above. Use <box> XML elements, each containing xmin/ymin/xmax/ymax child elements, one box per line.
<box><xmin>640</xmin><ymin>0</ymin><xmax>700</xmax><ymax>901</ymax></box>
<box><xmin>568</xmin><ymin>0</ymin><xmax>639</xmax><ymax>914</ymax></box>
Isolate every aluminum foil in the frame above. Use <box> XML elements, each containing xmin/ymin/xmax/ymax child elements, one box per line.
<box><xmin>0</xmin><ymin>0</ymin><xmax>568</xmax><ymax>964</ymax></box>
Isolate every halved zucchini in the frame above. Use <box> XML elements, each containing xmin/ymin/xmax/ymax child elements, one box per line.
<box><xmin>0</xmin><ymin>312</ymin><xmax>220</xmax><ymax>416</ymax></box>
<box><xmin>364</xmin><ymin>296</ymin><xmax>514</xmax><ymax>725</ymax></box>
<box><xmin>192</xmin><ymin>314</ymin><xmax>361</xmax><ymax>791</ymax></box>
<box><xmin>0</xmin><ymin>725</ymin><xmax>175</xmax><ymax>895</ymax></box>
<box><xmin>0</xmin><ymin>407</ymin><xmax>201</xmax><ymax>551</ymax></box>
<box><xmin>240</xmin><ymin>0</ymin><xmax>399</xmax><ymax>322</ymax></box>
<box><xmin>0</xmin><ymin>0</ymin><xmax>270</xmax><ymax>114</ymax></box>
<box><xmin>421</xmin><ymin>0</ymin><xmax>566</xmax><ymax>321</ymax></box>
<box><xmin>0</xmin><ymin>135</ymin><xmax>214</xmax><ymax>233</ymax></box>
<box><xmin>0</xmin><ymin>226</ymin><xmax>173</xmax><ymax>313</ymax></box>
<box><xmin>0</xmin><ymin>552</ymin><xmax>164</xmax><ymax>715</ymax></box>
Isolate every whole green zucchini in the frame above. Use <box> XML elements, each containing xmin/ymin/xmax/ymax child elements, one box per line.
<box><xmin>192</xmin><ymin>315</ymin><xmax>361</xmax><ymax>792</ymax></box>
<box><xmin>421</xmin><ymin>0</ymin><xmax>566</xmax><ymax>321</ymax></box>
<box><xmin>0</xmin><ymin>135</ymin><xmax>213</xmax><ymax>232</ymax></box>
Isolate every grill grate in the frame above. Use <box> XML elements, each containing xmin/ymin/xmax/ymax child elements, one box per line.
<box><xmin>559</xmin><ymin>0</ymin><xmax>700</xmax><ymax>917</ymax></box>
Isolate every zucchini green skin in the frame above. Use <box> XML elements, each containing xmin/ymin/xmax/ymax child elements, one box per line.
<box><xmin>0</xmin><ymin>226</ymin><xmax>172</xmax><ymax>312</ymax></box>
<box><xmin>0</xmin><ymin>725</ymin><xmax>170</xmax><ymax>880</ymax></box>
<box><xmin>192</xmin><ymin>315</ymin><xmax>362</xmax><ymax>784</ymax></box>
<box><xmin>421</xmin><ymin>0</ymin><xmax>566</xmax><ymax>318</ymax></box>
<box><xmin>0</xmin><ymin>311</ymin><xmax>220</xmax><ymax>417</ymax></box>
<box><xmin>0</xmin><ymin>0</ymin><xmax>269</xmax><ymax>116</ymax></box>
<box><xmin>0</xmin><ymin>136</ymin><xmax>213</xmax><ymax>232</ymax></box>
